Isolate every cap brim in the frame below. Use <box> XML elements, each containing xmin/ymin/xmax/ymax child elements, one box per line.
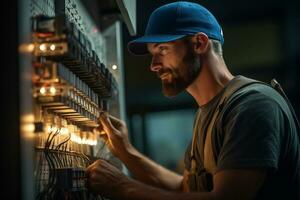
<box><xmin>128</xmin><ymin>35</ymin><xmax>186</xmax><ymax>55</ymax></box>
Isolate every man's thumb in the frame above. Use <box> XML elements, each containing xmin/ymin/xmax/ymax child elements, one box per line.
<box><xmin>99</xmin><ymin>113</ymin><xmax>115</xmax><ymax>136</ymax></box>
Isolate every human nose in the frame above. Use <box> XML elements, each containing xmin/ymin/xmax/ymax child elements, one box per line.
<box><xmin>150</xmin><ymin>55</ymin><xmax>162</xmax><ymax>72</ymax></box>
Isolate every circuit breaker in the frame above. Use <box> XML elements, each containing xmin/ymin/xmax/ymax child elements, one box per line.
<box><xmin>18</xmin><ymin>0</ymin><xmax>136</xmax><ymax>199</ymax></box>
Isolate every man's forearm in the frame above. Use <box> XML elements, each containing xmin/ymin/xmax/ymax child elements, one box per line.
<box><xmin>116</xmin><ymin>178</ymin><xmax>215</xmax><ymax>200</ymax></box>
<box><xmin>119</xmin><ymin>145</ymin><xmax>183</xmax><ymax>190</ymax></box>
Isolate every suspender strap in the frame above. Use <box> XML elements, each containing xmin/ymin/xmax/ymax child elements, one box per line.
<box><xmin>205</xmin><ymin>77</ymin><xmax>261</xmax><ymax>174</ymax></box>
<box><xmin>190</xmin><ymin>110</ymin><xmax>201</xmax><ymax>174</ymax></box>
<box><xmin>190</xmin><ymin>76</ymin><xmax>260</xmax><ymax>175</ymax></box>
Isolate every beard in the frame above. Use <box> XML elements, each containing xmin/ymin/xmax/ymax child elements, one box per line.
<box><xmin>160</xmin><ymin>50</ymin><xmax>201</xmax><ymax>97</ymax></box>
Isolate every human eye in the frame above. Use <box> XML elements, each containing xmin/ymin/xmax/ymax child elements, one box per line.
<box><xmin>159</xmin><ymin>46</ymin><xmax>168</xmax><ymax>55</ymax></box>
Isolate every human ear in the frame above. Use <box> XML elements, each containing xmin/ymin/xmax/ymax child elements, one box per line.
<box><xmin>193</xmin><ymin>32</ymin><xmax>209</xmax><ymax>54</ymax></box>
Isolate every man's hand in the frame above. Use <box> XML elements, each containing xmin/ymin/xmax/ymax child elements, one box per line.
<box><xmin>86</xmin><ymin>159</ymin><xmax>130</xmax><ymax>198</ymax></box>
<box><xmin>97</xmin><ymin>113</ymin><xmax>183</xmax><ymax>191</ymax></box>
<box><xmin>98</xmin><ymin>113</ymin><xmax>132</xmax><ymax>159</ymax></box>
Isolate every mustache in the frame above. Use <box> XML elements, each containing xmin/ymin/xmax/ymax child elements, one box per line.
<box><xmin>157</xmin><ymin>68</ymin><xmax>173</xmax><ymax>78</ymax></box>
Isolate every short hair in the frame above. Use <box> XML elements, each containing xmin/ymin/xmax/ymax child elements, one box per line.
<box><xmin>211</xmin><ymin>39</ymin><xmax>223</xmax><ymax>57</ymax></box>
<box><xmin>182</xmin><ymin>36</ymin><xmax>223</xmax><ymax>57</ymax></box>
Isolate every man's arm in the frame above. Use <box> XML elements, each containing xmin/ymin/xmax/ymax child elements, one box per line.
<box><xmin>121</xmin><ymin>145</ymin><xmax>183</xmax><ymax>190</ymax></box>
<box><xmin>87</xmin><ymin>159</ymin><xmax>266</xmax><ymax>200</ymax></box>
<box><xmin>97</xmin><ymin>113</ymin><xmax>183</xmax><ymax>190</ymax></box>
<box><xmin>122</xmin><ymin>168</ymin><xmax>266</xmax><ymax>200</ymax></box>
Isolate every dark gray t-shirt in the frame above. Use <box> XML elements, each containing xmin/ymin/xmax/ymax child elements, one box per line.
<box><xmin>184</xmin><ymin>76</ymin><xmax>300</xmax><ymax>199</ymax></box>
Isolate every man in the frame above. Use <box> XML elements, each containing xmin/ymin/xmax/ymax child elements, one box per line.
<box><xmin>86</xmin><ymin>1</ymin><xmax>300</xmax><ymax>199</ymax></box>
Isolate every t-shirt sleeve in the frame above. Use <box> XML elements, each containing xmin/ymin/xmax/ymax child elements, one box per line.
<box><xmin>216</xmin><ymin>91</ymin><xmax>284</xmax><ymax>172</ymax></box>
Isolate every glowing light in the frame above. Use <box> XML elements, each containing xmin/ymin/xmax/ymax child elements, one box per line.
<box><xmin>47</xmin><ymin>126</ymin><xmax>58</xmax><ymax>133</ymax></box>
<box><xmin>39</xmin><ymin>44</ymin><xmax>47</xmax><ymax>51</ymax></box>
<box><xmin>50</xmin><ymin>86</ymin><xmax>56</xmax><ymax>95</ymax></box>
<box><xmin>91</xmin><ymin>139</ymin><xmax>97</xmax><ymax>146</ymax></box>
<box><xmin>20</xmin><ymin>114</ymin><xmax>35</xmax><ymax>133</ymax></box>
<box><xmin>20</xmin><ymin>114</ymin><xmax>35</xmax><ymax>140</ymax></box>
<box><xmin>70</xmin><ymin>132</ymin><xmax>97</xmax><ymax>145</ymax></box>
<box><xmin>100</xmin><ymin>130</ymin><xmax>106</xmax><ymax>135</ymax></box>
<box><xmin>60</xmin><ymin>127</ymin><xmax>69</xmax><ymax>135</ymax></box>
<box><xmin>21</xmin><ymin>124</ymin><xmax>35</xmax><ymax>133</ymax></box>
<box><xmin>86</xmin><ymin>139</ymin><xmax>97</xmax><ymax>146</ymax></box>
<box><xmin>28</xmin><ymin>44</ymin><xmax>35</xmax><ymax>52</ymax></box>
<box><xmin>40</xmin><ymin>87</ymin><xmax>46</xmax><ymax>94</ymax></box>
<box><xmin>111</xmin><ymin>64</ymin><xmax>118</xmax><ymax>70</ymax></box>
<box><xmin>70</xmin><ymin>133</ymin><xmax>81</xmax><ymax>144</ymax></box>
<box><xmin>21</xmin><ymin>114</ymin><xmax>35</xmax><ymax>122</ymax></box>
<box><xmin>18</xmin><ymin>43</ymin><xmax>35</xmax><ymax>53</ymax></box>
<box><xmin>50</xmin><ymin>44</ymin><xmax>56</xmax><ymax>51</ymax></box>
<box><xmin>46</xmin><ymin>125</ymin><xmax>51</xmax><ymax>133</ymax></box>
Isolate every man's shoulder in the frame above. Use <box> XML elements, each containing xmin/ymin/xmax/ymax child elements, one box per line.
<box><xmin>229</xmin><ymin>78</ymin><xmax>285</xmax><ymax>106</ymax></box>
<box><xmin>221</xmin><ymin>78</ymin><xmax>288</xmax><ymax>118</ymax></box>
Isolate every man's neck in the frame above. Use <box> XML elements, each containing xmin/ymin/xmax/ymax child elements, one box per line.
<box><xmin>187</xmin><ymin>60</ymin><xmax>233</xmax><ymax>106</ymax></box>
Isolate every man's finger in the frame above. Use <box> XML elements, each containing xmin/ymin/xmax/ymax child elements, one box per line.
<box><xmin>85</xmin><ymin>161</ymin><xmax>97</xmax><ymax>175</ymax></box>
<box><xmin>86</xmin><ymin>159</ymin><xmax>102</xmax><ymax>172</ymax></box>
<box><xmin>99</xmin><ymin>113</ymin><xmax>115</xmax><ymax>136</ymax></box>
<box><xmin>96</xmin><ymin>122</ymin><xmax>104</xmax><ymax>132</ymax></box>
<box><xmin>108</xmin><ymin>115</ymin><xmax>123</xmax><ymax>128</ymax></box>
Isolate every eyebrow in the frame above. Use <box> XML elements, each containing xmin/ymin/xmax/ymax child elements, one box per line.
<box><xmin>147</xmin><ymin>43</ymin><xmax>159</xmax><ymax>53</ymax></box>
<box><xmin>147</xmin><ymin>42</ymin><xmax>171</xmax><ymax>52</ymax></box>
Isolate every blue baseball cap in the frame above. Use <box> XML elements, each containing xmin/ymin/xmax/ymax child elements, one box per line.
<box><xmin>128</xmin><ymin>1</ymin><xmax>224</xmax><ymax>55</ymax></box>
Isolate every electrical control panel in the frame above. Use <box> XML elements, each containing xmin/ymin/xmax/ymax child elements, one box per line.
<box><xmin>18</xmin><ymin>0</ymin><xmax>132</xmax><ymax>199</ymax></box>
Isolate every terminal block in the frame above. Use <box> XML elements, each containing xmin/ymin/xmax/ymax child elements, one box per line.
<box><xmin>31</xmin><ymin>15</ymin><xmax>117</xmax><ymax>98</ymax></box>
<box><xmin>31</xmin><ymin>15</ymin><xmax>118</xmax><ymax>127</ymax></box>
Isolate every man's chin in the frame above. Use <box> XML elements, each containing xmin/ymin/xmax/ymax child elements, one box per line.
<box><xmin>162</xmin><ymin>87</ymin><xmax>184</xmax><ymax>98</ymax></box>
